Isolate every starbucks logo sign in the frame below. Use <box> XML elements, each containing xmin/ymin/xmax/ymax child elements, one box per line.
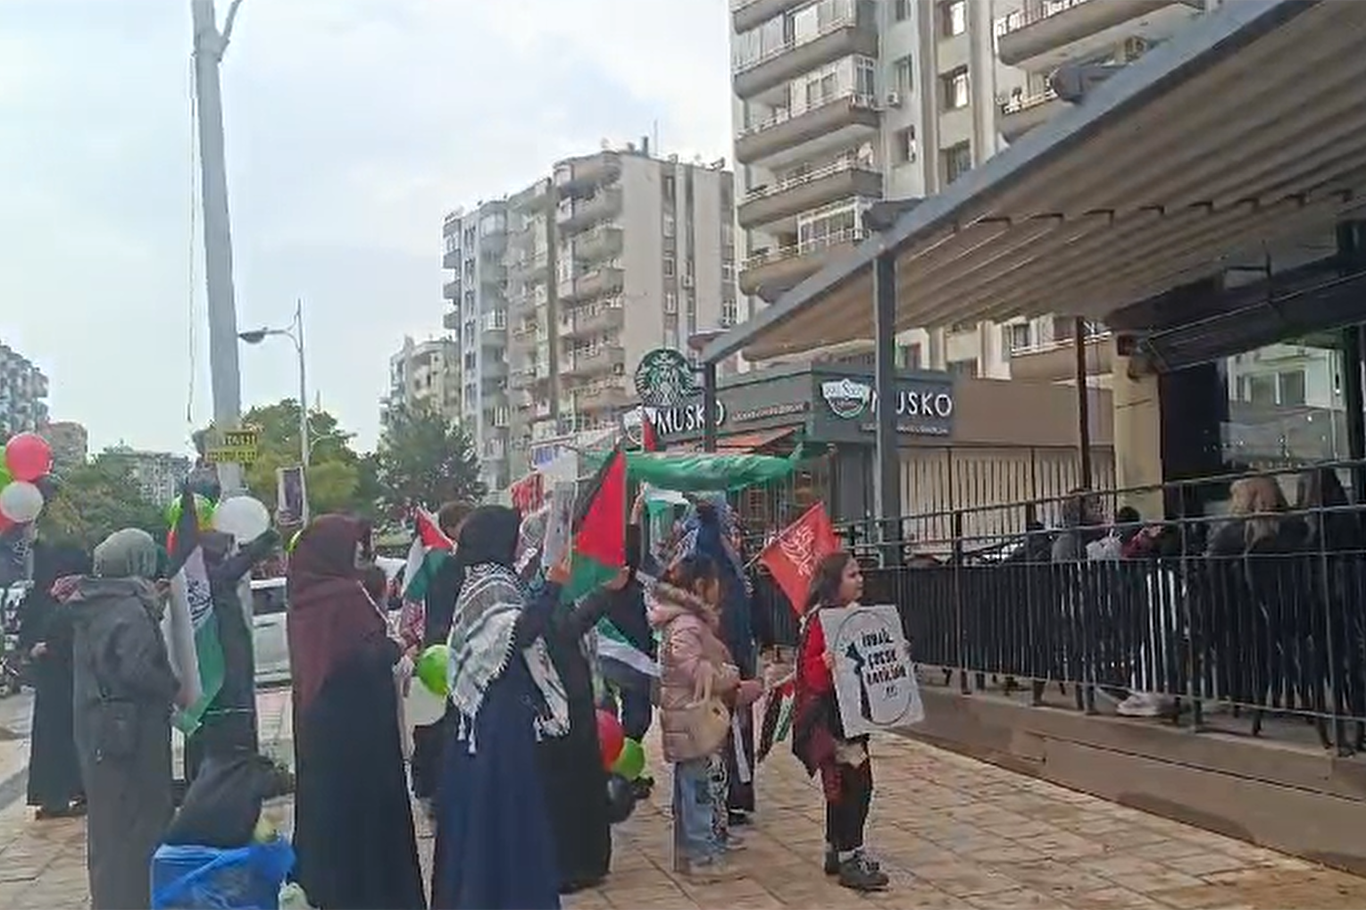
<box><xmin>634</xmin><ymin>348</ymin><xmax>698</xmax><ymax>408</ymax></box>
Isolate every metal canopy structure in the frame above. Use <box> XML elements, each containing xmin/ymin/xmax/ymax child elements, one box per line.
<box><xmin>702</xmin><ymin>0</ymin><xmax>1366</xmax><ymax>365</ymax></box>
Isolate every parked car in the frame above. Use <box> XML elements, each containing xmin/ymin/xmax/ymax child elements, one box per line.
<box><xmin>251</xmin><ymin>577</ymin><xmax>290</xmax><ymax>687</ymax></box>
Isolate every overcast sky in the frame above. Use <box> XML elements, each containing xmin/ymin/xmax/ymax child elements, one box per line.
<box><xmin>0</xmin><ymin>0</ymin><xmax>733</xmax><ymax>455</ymax></box>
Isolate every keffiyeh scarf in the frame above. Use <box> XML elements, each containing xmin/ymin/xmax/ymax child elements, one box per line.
<box><xmin>447</xmin><ymin>563</ymin><xmax>569</xmax><ymax>747</ymax></box>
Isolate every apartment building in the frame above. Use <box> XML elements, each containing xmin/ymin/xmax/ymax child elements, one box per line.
<box><xmin>0</xmin><ymin>342</ymin><xmax>49</xmax><ymax>438</ymax></box>
<box><xmin>40</xmin><ymin>420</ymin><xmax>89</xmax><ymax>472</ymax></box>
<box><xmin>727</xmin><ymin>0</ymin><xmax>1213</xmax><ymax>382</ymax></box>
<box><xmin>101</xmin><ymin>446</ymin><xmax>192</xmax><ymax>507</ymax></box>
<box><xmin>446</xmin><ymin>143</ymin><xmax>737</xmax><ymax>482</ymax></box>
<box><xmin>385</xmin><ymin>336</ymin><xmax>462</xmax><ymax>440</ymax></box>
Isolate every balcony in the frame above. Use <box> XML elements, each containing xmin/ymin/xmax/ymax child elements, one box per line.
<box><xmin>735</xmin><ymin>92</ymin><xmax>880</xmax><ymax>169</ymax></box>
<box><xmin>479</xmin><ymin>262</ymin><xmax>508</xmax><ymax>288</ymax></box>
<box><xmin>481</xmin><ymin>324</ymin><xmax>507</xmax><ymax>349</ymax></box>
<box><xmin>481</xmin><ymin>359</ymin><xmax>509</xmax><ymax>383</ymax></box>
<box><xmin>996</xmin><ymin>0</ymin><xmax>1197</xmax><ymax>69</ymax></box>
<box><xmin>573</xmin><ymin>381</ymin><xmax>633</xmax><ymax>413</ymax></box>
<box><xmin>732</xmin><ymin>0</ymin><xmax>805</xmax><ymax>35</ymax></box>
<box><xmin>1008</xmin><ymin>331</ymin><xmax>1113</xmax><ymax>382</ymax></box>
<box><xmin>562</xmin><ymin>267</ymin><xmax>624</xmax><ymax>305</ymax></box>
<box><xmin>508</xmin><ymin>253</ymin><xmax>548</xmax><ymax>282</ymax></box>
<box><xmin>557</xmin><ymin>187</ymin><xmax>623</xmax><ymax>235</ymax></box>
<box><xmin>738</xmin><ymin>227</ymin><xmax>866</xmax><ymax>303</ymax></box>
<box><xmin>442</xmin><ymin>278</ymin><xmax>461</xmax><ymax>300</ymax></box>
<box><xmin>733</xmin><ymin>13</ymin><xmax>878</xmax><ymax>99</ymax></box>
<box><xmin>576</xmin><ymin>224</ymin><xmax>624</xmax><ymax>263</ymax></box>
<box><xmin>738</xmin><ymin>157</ymin><xmax>882</xmax><ymax>230</ymax></box>
<box><xmin>561</xmin><ymin>301</ymin><xmax>626</xmax><ymax>340</ymax></box>
<box><xmin>563</xmin><ymin>345</ymin><xmax>625</xmax><ymax>378</ymax></box>
<box><xmin>555</xmin><ymin>153</ymin><xmax>622</xmax><ymax>199</ymax></box>
<box><xmin>998</xmin><ymin>88</ymin><xmax>1069</xmax><ymax>141</ymax></box>
<box><xmin>443</xmin><ymin>308</ymin><xmax>460</xmax><ymax>331</ymax></box>
<box><xmin>442</xmin><ymin>248</ymin><xmax>461</xmax><ymax>269</ymax></box>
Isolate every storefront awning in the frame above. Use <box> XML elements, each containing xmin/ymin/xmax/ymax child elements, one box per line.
<box><xmin>674</xmin><ymin>427</ymin><xmax>798</xmax><ymax>454</ymax></box>
<box><xmin>703</xmin><ymin>0</ymin><xmax>1366</xmax><ymax>364</ymax></box>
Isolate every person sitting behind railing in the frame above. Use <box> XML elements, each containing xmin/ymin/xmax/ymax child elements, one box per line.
<box><xmin>1051</xmin><ymin>490</ymin><xmax>1105</xmax><ymax>562</ymax></box>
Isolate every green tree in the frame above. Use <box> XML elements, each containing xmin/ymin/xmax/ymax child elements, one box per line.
<box><xmin>201</xmin><ymin>400</ymin><xmax>374</xmax><ymax>519</ymax></box>
<box><xmin>375</xmin><ymin>401</ymin><xmax>485</xmax><ymax>514</ymax></box>
<box><xmin>38</xmin><ymin>456</ymin><xmax>166</xmax><ymax>551</ymax></box>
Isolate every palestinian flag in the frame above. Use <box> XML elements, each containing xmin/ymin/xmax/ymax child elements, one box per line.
<box><xmin>596</xmin><ymin>616</ymin><xmax>659</xmax><ymax>679</ymax></box>
<box><xmin>164</xmin><ymin>490</ymin><xmax>223</xmax><ymax>736</ymax></box>
<box><xmin>564</xmin><ymin>445</ymin><xmax>627</xmax><ymax>601</ymax></box>
<box><xmin>401</xmin><ymin>507</ymin><xmax>453</xmax><ymax>602</ymax></box>
<box><xmin>756</xmin><ymin>676</ymin><xmax>796</xmax><ymax>763</ymax></box>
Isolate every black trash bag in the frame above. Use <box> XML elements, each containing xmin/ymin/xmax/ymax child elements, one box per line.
<box><xmin>605</xmin><ymin>773</ymin><xmax>636</xmax><ymax>825</ymax></box>
<box><xmin>163</xmin><ymin>753</ymin><xmax>278</xmax><ymax>848</ymax></box>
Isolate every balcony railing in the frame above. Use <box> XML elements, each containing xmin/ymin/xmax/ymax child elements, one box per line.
<box><xmin>737</xmin><ymin>91</ymin><xmax>878</xmax><ymax>139</ymax></box>
<box><xmin>997</xmin><ymin>0</ymin><xmax>1095</xmax><ymax>37</ymax></box>
<box><xmin>744</xmin><ymin>154</ymin><xmax>873</xmax><ymax>203</ymax></box>
<box><xmin>732</xmin><ymin>10</ymin><xmax>858</xmax><ymax>75</ymax></box>
<box><xmin>741</xmin><ymin>225</ymin><xmax>867</xmax><ymax>271</ymax></box>
<box><xmin>997</xmin><ymin>86</ymin><xmax>1059</xmax><ymax>115</ymax></box>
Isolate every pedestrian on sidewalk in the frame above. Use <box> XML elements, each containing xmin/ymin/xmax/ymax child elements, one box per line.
<box><xmin>430</xmin><ymin>505</ymin><xmax>570</xmax><ymax>910</ymax></box>
<box><xmin>287</xmin><ymin>515</ymin><xmax>426</xmax><ymax>910</ymax></box>
<box><xmin>18</xmin><ymin>542</ymin><xmax>89</xmax><ymax>820</ymax></box>
<box><xmin>792</xmin><ymin>552</ymin><xmax>890</xmax><ymax>893</ymax></box>
<box><xmin>651</xmin><ymin>554</ymin><xmax>762</xmax><ymax>885</ymax></box>
<box><xmin>67</xmin><ymin>528</ymin><xmax>184</xmax><ymax>910</ymax></box>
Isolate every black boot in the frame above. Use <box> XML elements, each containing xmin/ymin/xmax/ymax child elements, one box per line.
<box><xmin>837</xmin><ymin>854</ymin><xmax>889</xmax><ymax>892</ymax></box>
<box><xmin>826</xmin><ymin>846</ymin><xmax>881</xmax><ymax>876</ymax></box>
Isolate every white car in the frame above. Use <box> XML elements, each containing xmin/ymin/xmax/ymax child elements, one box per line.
<box><xmin>251</xmin><ymin>577</ymin><xmax>291</xmax><ymax>687</ymax></box>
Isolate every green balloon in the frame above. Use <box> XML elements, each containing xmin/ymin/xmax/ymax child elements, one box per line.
<box><xmin>611</xmin><ymin>737</ymin><xmax>646</xmax><ymax>781</ymax></box>
<box><xmin>0</xmin><ymin>465</ymin><xmax>11</xmax><ymax>489</ymax></box>
<box><xmin>166</xmin><ymin>493</ymin><xmax>215</xmax><ymax>530</ymax></box>
<box><xmin>416</xmin><ymin>645</ymin><xmax>450</xmax><ymax>698</ymax></box>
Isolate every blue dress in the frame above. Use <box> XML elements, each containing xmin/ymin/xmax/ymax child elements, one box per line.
<box><xmin>431</xmin><ymin>653</ymin><xmax>561</xmax><ymax>910</ymax></box>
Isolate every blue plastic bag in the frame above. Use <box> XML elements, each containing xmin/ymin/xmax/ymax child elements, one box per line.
<box><xmin>151</xmin><ymin>839</ymin><xmax>295</xmax><ymax>909</ymax></box>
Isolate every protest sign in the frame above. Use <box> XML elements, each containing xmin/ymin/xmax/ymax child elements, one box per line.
<box><xmin>819</xmin><ymin>604</ymin><xmax>923</xmax><ymax>737</ymax></box>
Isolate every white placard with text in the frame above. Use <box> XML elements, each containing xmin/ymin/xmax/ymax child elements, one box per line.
<box><xmin>819</xmin><ymin>603</ymin><xmax>923</xmax><ymax>737</ymax></box>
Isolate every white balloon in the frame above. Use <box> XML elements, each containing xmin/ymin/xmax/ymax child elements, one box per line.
<box><xmin>0</xmin><ymin>480</ymin><xmax>42</xmax><ymax>524</ymax></box>
<box><xmin>405</xmin><ymin>683</ymin><xmax>446</xmax><ymax>728</ymax></box>
<box><xmin>211</xmin><ymin>495</ymin><xmax>271</xmax><ymax>542</ymax></box>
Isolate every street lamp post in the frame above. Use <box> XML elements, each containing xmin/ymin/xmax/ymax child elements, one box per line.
<box><xmin>239</xmin><ymin>299</ymin><xmax>309</xmax><ymax>522</ymax></box>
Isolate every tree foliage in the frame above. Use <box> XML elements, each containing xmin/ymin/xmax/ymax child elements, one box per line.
<box><xmin>201</xmin><ymin>400</ymin><xmax>375</xmax><ymax>520</ymax></box>
<box><xmin>375</xmin><ymin>401</ymin><xmax>485</xmax><ymax>514</ymax></box>
<box><xmin>38</xmin><ymin>455</ymin><xmax>166</xmax><ymax>552</ymax></box>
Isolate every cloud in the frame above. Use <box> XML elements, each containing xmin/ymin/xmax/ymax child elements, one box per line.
<box><xmin>0</xmin><ymin>0</ymin><xmax>731</xmax><ymax>455</ymax></box>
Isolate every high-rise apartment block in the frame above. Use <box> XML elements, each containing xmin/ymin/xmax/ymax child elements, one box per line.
<box><xmin>40</xmin><ymin>421</ymin><xmax>89</xmax><ymax>472</ymax></box>
<box><xmin>728</xmin><ymin>0</ymin><xmax>1210</xmax><ymax>381</ymax></box>
<box><xmin>101</xmin><ymin>446</ymin><xmax>192</xmax><ymax>507</ymax></box>
<box><xmin>384</xmin><ymin>336</ymin><xmax>464</xmax><ymax>445</ymax></box>
<box><xmin>443</xmin><ymin>144</ymin><xmax>736</xmax><ymax>485</ymax></box>
<box><xmin>0</xmin><ymin>342</ymin><xmax>49</xmax><ymax>438</ymax></box>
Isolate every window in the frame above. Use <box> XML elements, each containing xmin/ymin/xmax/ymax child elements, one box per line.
<box><xmin>894</xmin><ymin>126</ymin><xmax>918</xmax><ymax>164</ymax></box>
<box><xmin>664</xmin><ymin>291</ymin><xmax>678</xmax><ymax>313</ymax></box>
<box><xmin>721</xmin><ymin>298</ymin><xmax>738</xmax><ymax>328</ymax></box>
<box><xmin>662</xmin><ymin>175</ymin><xmax>676</xmax><ymax>201</ymax></box>
<box><xmin>940</xmin><ymin>0</ymin><xmax>967</xmax><ymax>38</ymax></box>
<box><xmin>941</xmin><ymin>66</ymin><xmax>970</xmax><ymax>110</ymax></box>
<box><xmin>722</xmin><ymin>262</ymin><xmax>735</xmax><ymax>282</ymax></box>
<box><xmin>898</xmin><ymin>343</ymin><xmax>922</xmax><ymax>370</ymax></box>
<box><xmin>855</xmin><ymin>55</ymin><xmax>877</xmax><ymax>98</ymax></box>
<box><xmin>1004</xmin><ymin>323</ymin><xmax>1032</xmax><ymax>354</ymax></box>
<box><xmin>948</xmin><ymin>358</ymin><xmax>978</xmax><ymax>378</ymax></box>
<box><xmin>1278</xmin><ymin>370</ymin><xmax>1307</xmax><ymax>406</ymax></box>
<box><xmin>663</xmin><ymin>211</ymin><xmax>675</xmax><ymax>238</ymax></box>
<box><xmin>894</xmin><ymin>0</ymin><xmax>911</xmax><ymax>22</ymax></box>
<box><xmin>1244</xmin><ymin>374</ymin><xmax>1276</xmax><ymax>406</ymax></box>
<box><xmin>942</xmin><ymin>141</ymin><xmax>973</xmax><ymax>184</ymax></box>
<box><xmin>663</xmin><ymin>258</ymin><xmax>676</xmax><ymax>278</ymax></box>
<box><xmin>893</xmin><ymin>55</ymin><xmax>914</xmax><ymax>93</ymax></box>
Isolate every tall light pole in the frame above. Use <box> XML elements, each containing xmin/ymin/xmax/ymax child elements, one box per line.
<box><xmin>192</xmin><ymin>0</ymin><xmax>246</xmax><ymax>492</ymax></box>
<box><xmin>239</xmin><ymin>300</ymin><xmax>309</xmax><ymax>523</ymax></box>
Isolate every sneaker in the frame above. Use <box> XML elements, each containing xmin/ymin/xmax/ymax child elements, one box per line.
<box><xmin>728</xmin><ymin>809</ymin><xmax>752</xmax><ymax>827</ymax></box>
<box><xmin>722</xmin><ymin>831</ymin><xmax>748</xmax><ymax>852</ymax></box>
<box><xmin>838</xmin><ymin>854</ymin><xmax>890</xmax><ymax>892</ymax></box>
<box><xmin>683</xmin><ymin>857</ymin><xmax>743</xmax><ymax>885</ymax></box>
<box><xmin>826</xmin><ymin>847</ymin><xmax>880</xmax><ymax>876</ymax></box>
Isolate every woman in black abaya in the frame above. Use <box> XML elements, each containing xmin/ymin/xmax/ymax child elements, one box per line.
<box><xmin>19</xmin><ymin>542</ymin><xmax>89</xmax><ymax>819</ymax></box>
<box><xmin>516</xmin><ymin>510</ymin><xmax>619</xmax><ymax>894</ymax></box>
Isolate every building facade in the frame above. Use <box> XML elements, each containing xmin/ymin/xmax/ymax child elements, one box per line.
<box><xmin>444</xmin><ymin>144</ymin><xmax>737</xmax><ymax>485</ymax></box>
<box><xmin>40</xmin><ymin>421</ymin><xmax>89</xmax><ymax>472</ymax></box>
<box><xmin>384</xmin><ymin>335</ymin><xmax>463</xmax><ymax>454</ymax></box>
<box><xmin>727</xmin><ymin>0</ymin><xmax>1213</xmax><ymax>381</ymax></box>
<box><xmin>101</xmin><ymin>446</ymin><xmax>192</xmax><ymax>507</ymax></box>
<box><xmin>0</xmin><ymin>342</ymin><xmax>49</xmax><ymax>438</ymax></box>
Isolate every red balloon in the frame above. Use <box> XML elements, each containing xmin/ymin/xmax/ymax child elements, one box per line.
<box><xmin>4</xmin><ymin>433</ymin><xmax>51</xmax><ymax>483</ymax></box>
<box><xmin>596</xmin><ymin>708</ymin><xmax>625</xmax><ymax>769</ymax></box>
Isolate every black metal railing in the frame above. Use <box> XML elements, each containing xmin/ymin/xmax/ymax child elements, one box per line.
<box><xmin>823</xmin><ymin>460</ymin><xmax>1366</xmax><ymax>754</ymax></box>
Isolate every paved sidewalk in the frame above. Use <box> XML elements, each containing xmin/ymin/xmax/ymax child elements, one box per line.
<box><xmin>5</xmin><ymin>688</ymin><xmax>1366</xmax><ymax>909</ymax></box>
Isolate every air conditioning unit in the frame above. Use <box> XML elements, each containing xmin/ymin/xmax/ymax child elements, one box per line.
<box><xmin>885</xmin><ymin>91</ymin><xmax>903</xmax><ymax>108</ymax></box>
<box><xmin>1123</xmin><ymin>36</ymin><xmax>1148</xmax><ymax>61</ymax></box>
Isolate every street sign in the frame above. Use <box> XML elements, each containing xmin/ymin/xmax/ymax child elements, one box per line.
<box><xmin>205</xmin><ymin>428</ymin><xmax>261</xmax><ymax>465</ymax></box>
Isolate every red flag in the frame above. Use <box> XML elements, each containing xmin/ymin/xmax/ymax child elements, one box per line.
<box><xmin>759</xmin><ymin>503</ymin><xmax>839</xmax><ymax>616</ymax></box>
<box><xmin>640</xmin><ymin>412</ymin><xmax>660</xmax><ymax>452</ymax></box>
<box><xmin>572</xmin><ymin>447</ymin><xmax>627</xmax><ymax>568</ymax></box>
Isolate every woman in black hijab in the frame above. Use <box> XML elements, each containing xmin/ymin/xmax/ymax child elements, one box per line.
<box><xmin>19</xmin><ymin>542</ymin><xmax>90</xmax><ymax>818</ymax></box>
